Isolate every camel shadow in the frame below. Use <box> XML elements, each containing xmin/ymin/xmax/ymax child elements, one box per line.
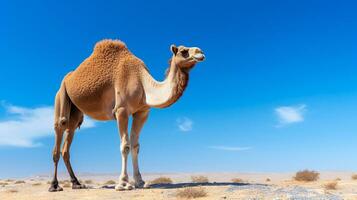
<box><xmin>148</xmin><ymin>182</ymin><xmax>252</xmax><ymax>189</ymax></box>
<box><xmin>102</xmin><ymin>182</ymin><xmax>264</xmax><ymax>190</ymax></box>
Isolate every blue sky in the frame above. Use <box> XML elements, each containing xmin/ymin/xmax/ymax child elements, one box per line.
<box><xmin>0</xmin><ymin>0</ymin><xmax>357</xmax><ymax>178</ymax></box>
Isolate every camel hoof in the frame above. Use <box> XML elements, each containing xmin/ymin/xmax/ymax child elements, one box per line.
<box><xmin>143</xmin><ymin>182</ymin><xmax>151</xmax><ymax>188</ymax></box>
<box><xmin>134</xmin><ymin>180</ymin><xmax>145</xmax><ymax>188</ymax></box>
<box><xmin>48</xmin><ymin>185</ymin><xmax>63</xmax><ymax>192</ymax></box>
<box><xmin>115</xmin><ymin>182</ymin><xmax>134</xmax><ymax>191</ymax></box>
<box><xmin>125</xmin><ymin>184</ymin><xmax>134</xmax><ymax>190</ymax></box>
<box><xmin>72</xmin><ymin>183</ymin><xmax>86</xmax><ymax>189</ymax></box>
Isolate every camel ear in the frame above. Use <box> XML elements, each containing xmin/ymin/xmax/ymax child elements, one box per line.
<box><xmin>170</xmin><ymin>45</ymin><xmax>178</xmax><ymax>55</ymax></box>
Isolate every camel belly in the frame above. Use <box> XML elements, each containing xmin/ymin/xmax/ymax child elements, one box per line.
<box><xmin>66</xmin><ymin>83</ymin><xmax>116</xmax><ymax>121</ymax></box>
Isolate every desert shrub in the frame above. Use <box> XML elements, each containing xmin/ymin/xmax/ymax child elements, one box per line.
<box><xmin>176</xmin><ymin>187</ymin><xmax>207</xmax><ymax>199</ymax></box>
<box><xmin>7</xmin><ymin>189</ymin><xmax>18</xmax><ymax>193</ymax></box>
<box><xmin>231</xmin><ymin>178</ymin><xmax>244</xmax><ymax>183</ymax></box>
<box><xmin>324</xmin><ymin>181</ymin><xmax>338</xmax><ymax>190</ymax></box>
<box><xmin>14</xmin><ymin>180</ymin><xmax>25</xmax><ymax>184</ymax></box>
<box><xmin>149</xmin><ymin>177</ymin><xmax>173</xmax><ymax>185</ymax></box>
<box><xmin>351</xmin><ymin>174</ymin><xmax>357</xmax><ymax>180</ymax></box>
<box><xmin>266</xmin><ymin>178</ymin><xmax>271</xmax><ymax>182</ymax></box>
<box><xmin>191</xmin><ymin>176</ymin><xmax>209</xmax><ymax>183</ymax></box>
<box><xmin>0</xmin><ymin>182</ymin><xmax>9</xmax><ymax>187</ymax></box>
<box><xmin>294</xmin><ymin>170</ymin><xmax>319</xmax><ymax>182</ymax></box>
<box><xmin>32</xmin><ymin>182</ymin><xmax>42</xmax><ymax>186</ymax></box>
<box><xmin>84</xmin><ymin>180</ymin><xmax>93</xmax><ymax>184</ymax></box>
<box><xmin>104</xmin><ymin>180</ymin><xmax>116</xmax><ymax>185</ymax></box>
<box><xmin>63</xmin><ymin>182</ymin><xmax>71</xmax><ymax>188</ymax></box>
<box><xmin>335</xmin><ymin>177</ymin><xmax>341</xmax><ymax>181</ymax></box>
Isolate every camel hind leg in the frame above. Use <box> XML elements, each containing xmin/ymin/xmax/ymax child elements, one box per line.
<box><xmin>49</xmin><ymin>81</ymin><xmax>72</xmax><ymax>192</ymax></box>
<box><xmin>62</xmin><ymin>105</ymin><xmax>86</xmax><ymax>189</ymax></box>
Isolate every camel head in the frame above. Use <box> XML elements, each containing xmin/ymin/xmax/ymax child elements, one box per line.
<box><xmin>170</xmin><ymin>45</ymin><xmax>205</xmax><ymax>69</ymax></box>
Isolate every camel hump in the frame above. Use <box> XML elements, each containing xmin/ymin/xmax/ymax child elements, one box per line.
<box><xmin>62</xmin><ymin>71</ymin><xmax>73</xmax><ymax>82</ymax></box>
<box><xmin>93</xmin><ymin>39</ymin><xmax>127</xmax><ymax>54</ymax></box>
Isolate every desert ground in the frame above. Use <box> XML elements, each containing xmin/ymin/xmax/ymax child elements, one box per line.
<box><xmin>1</xmin><ymin>172</ymin><xmax>357</xmax><ymax>200</ymax></box>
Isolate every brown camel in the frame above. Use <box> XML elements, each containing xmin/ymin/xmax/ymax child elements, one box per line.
<box><xmin>49</xmin><ymin>39</ymin><xmax>205</xmax><ymax>192</ymax></box>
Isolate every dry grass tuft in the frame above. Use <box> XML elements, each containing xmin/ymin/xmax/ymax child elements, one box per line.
<box><xmin>5</xmin><ymin>179</ymin><xmax>14</xmax><ymax>182</ymax></box>
<box><xmin>0</xmin><ymin>182</ymin><xmax>9</xmax><ymax>187</ymax></box>
<box><xmin>176</xmin><ymin>187</ymin><xmax>207</xmax><ymax>199</ymax></box>
<box><xmin>191</xmin><ymin>176</ymin><xmax>209</xmax><ymax>183</ymax></box>
<box><xmin>63</xmin><ymin>182</ymin><xmax>71</xmax><ymax>188</ymax></box>
<box><xmin>104</xmin><ymin>180</ymin><xmax>116</xmax><ymax>185</ymax></box>
<box><xmin>14</xmin><ymin>180</ymin><xmax>25</xmax><ymax>184</ymax></box>
<box><xmin>231</xmin><ymin>178</ymin><xmax>244</xmax><ymax>183</ymax></box>
<box><xmin>335</xmin><ymin>177</ymin><xmax>341</xmax><ymax>181</ymax></box>
<box><xmin>84</xmin><ymin>180</ymin><xmax>94</xmax><ymax>184</ymax></box>
<box><xmin>266</xmin><ymin>178</ymin><xmax>271</xmax><ymax>182</ymax></box>
<box><xmin>7</xmin><ymin>189</ymin><xmax>18</xmax><ymax>193</ymax></box>
<box><xmin>294</xmin><ymin>170</ymin><xmax>319</xmax><ymax>182</ymax></box>
<box><xmin>149</xmin><ymin>177</ymin><xmax>173</xmax><ymax>185</ymax></box>
<box><xmin>324</xmin><ymin>181</ymin><xmax>338</xmax><ymax>190</ymax></box>
<box><xmin>32</xmin><ymin>182</ymin><xmax>42</xmax><ymax>186</ymax></box>
<box><xmin>351</xmin><ymin>174</ymin><xmax>357</xmax><ymax>180</ymax></box>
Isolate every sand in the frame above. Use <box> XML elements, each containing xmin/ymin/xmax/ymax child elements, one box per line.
<box><xmin>1</xmin><ymin>172</ymin><xmax>357</xmax><ymax>200</ymax></box>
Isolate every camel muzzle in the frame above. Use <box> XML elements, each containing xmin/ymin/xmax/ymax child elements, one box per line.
<box><xmin>193</xmin><ymin>53</ymin><xmax>205</xmax><ymax>62</ymax></box>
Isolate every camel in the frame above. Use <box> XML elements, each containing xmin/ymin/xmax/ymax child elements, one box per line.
<box><xmin>49</xmin><ymin>39</ymin><xmax>205</xmax><ymax>192</ymax></box>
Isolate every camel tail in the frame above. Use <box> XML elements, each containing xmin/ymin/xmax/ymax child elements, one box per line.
<box><xmin>54</xmin><ymin>74</ymin><xmax>72</xmax><ymax>129</ymax></box>
<box><xmin>77</xmin><ymin>116</ymin><xmax>83</xmax><ymax>130</ymax></box>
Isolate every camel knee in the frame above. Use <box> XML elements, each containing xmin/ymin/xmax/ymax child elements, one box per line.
<box><xmin>113</xmin><ymin>106</ymin><xmax>128</xmax><ymax>120</ymax></box>
<box><xmin>59</xmin><ymin>117</ymin><xmax>67</xmax><ymax>127</ymax></box>
<box><xmin>55</xmin><ymin>117</ymin><xmax>68</xmax><ymax>130</ymax></box>
<box><xmin>121</xmin><ymin>143</ymin><xmax>130</xmax><ymax>155</ymax></box>
<box><xmin>52</xmin><ymin>150</ymin><xmax>61</xmax><ymax>163</ymax></box>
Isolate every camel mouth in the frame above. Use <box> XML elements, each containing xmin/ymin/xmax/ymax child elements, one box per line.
<box><xmin>193</xmin><ymin>53</ymin><xmax>205</xmax><ymax>62</ymax></box>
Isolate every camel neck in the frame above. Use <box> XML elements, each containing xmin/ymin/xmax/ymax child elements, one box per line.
<box><xmin>141</xmin><ymin>58</ymin><xmax>189</xmax><ymax>108</ymax></box>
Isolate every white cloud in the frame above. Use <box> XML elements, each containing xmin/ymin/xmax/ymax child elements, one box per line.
<box><xmin>0</xmin><ymin>104</ymin><xmax>96</xmax><ymax>148</ymax></box>
<box><xmin>176</xmin><ymin>117</ymin><xmax>193</xmax><ymax>132</ymax></box>
<box><xmin>209</xmin><ymin>146</ymin><xmax>252</xmax><ymax>151</ymax></box>
<box><xmin>275</xmin><ymin>104</ymin><xmax>306</xmax><ymax>127</ymax></box>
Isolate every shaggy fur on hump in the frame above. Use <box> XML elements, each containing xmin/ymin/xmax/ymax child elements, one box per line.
<box><xmin>91</xmin><ymin>39</ymin><xmax>151</xmax><ymax>73</ymax></box>
<box><xmin>93</xmin><ymin>39</ymin><xmax>127</xmax><ymax>53</ymax></box>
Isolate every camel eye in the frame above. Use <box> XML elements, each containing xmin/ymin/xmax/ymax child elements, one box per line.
<box><xmin>181</xmin><ymin>49</ymin><xmax>189</xmax><ymax>58</ymax></box>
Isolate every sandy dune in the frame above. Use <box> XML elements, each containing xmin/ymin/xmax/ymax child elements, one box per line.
<box><xmin>1</xmin><ymin>172</ymin><xmax>357</xmax><ymax>200</ymax></box>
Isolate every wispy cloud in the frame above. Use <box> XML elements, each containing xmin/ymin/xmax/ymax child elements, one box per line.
<box><xmin>176</xmin><ymin>117</ymin><xmax>193</xmax><ymax>132</ymax></box>
<box><xmin>275</xmin><ymin>104</ymin><xmax>306</xmax><ymax>127</ymax></box>
<box><xmin>0</xmin><ymin>104</ymin><xmax>96</xmax><ymax>148</ymax></box>
<box><xmin>208</xmin><ymin>146</ymin><xmax>252</xmax><ymax>151</ymax></box>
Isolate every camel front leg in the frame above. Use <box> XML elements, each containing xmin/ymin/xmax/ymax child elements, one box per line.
<box><xmin>130</xmin><ymin>110</ymin><xmax>149</xmax><ymax>188</ymax></box>
<box><xmin>114</xmin><ymin>107</ymin><xmax>133</xmax><ymax>191</ymax></box>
